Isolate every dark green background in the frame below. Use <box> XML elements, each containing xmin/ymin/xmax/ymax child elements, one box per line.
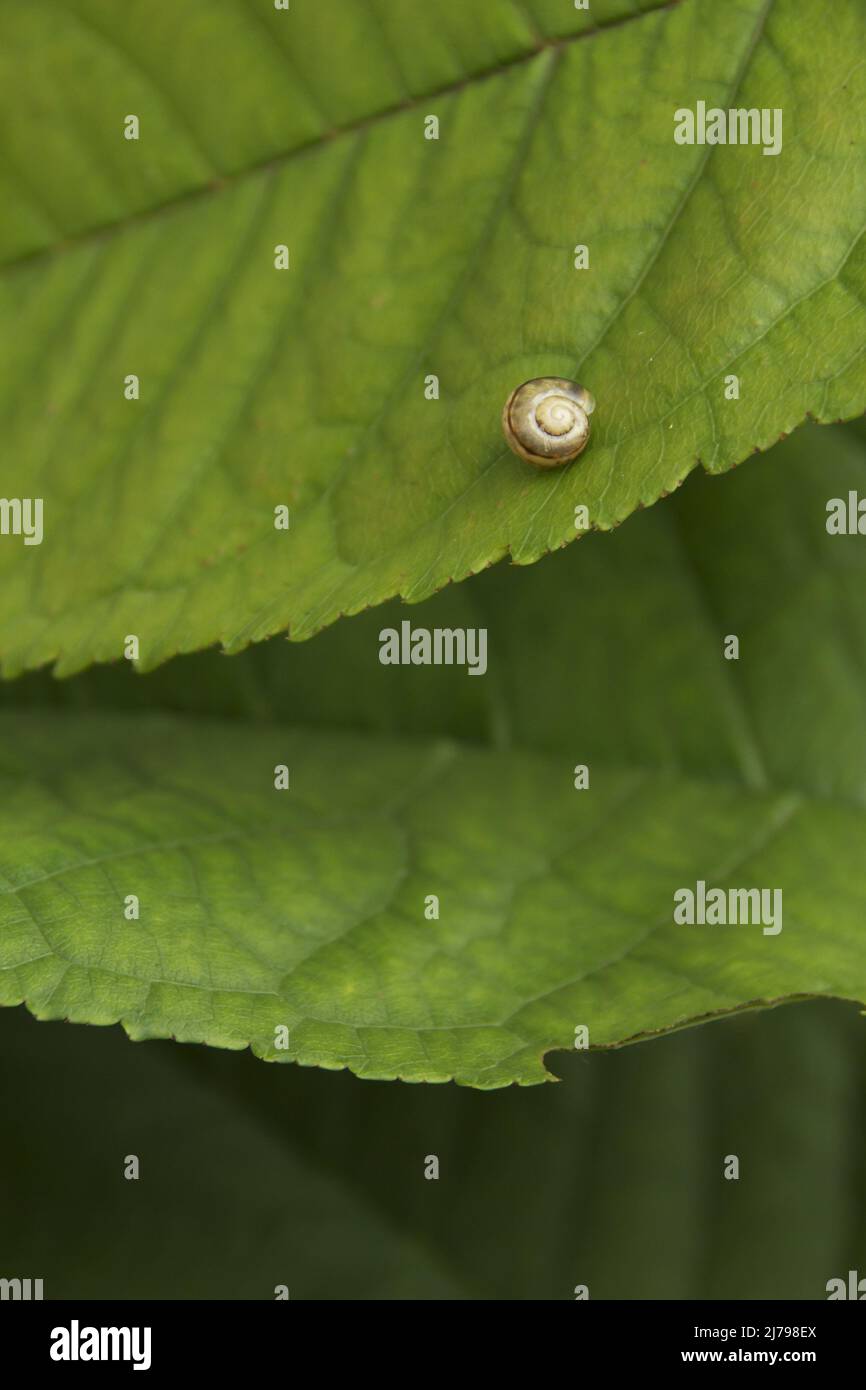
<box><xmin>1</xmin><ymin>997</ymin><xmax>863</xmax><ymax>1299</ymax></box>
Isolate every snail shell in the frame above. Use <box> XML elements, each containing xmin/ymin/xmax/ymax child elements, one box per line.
<box><xmin>502</xmin><ymin>377</ymin><xmax>596</xmax><ymax>468</ymax></box>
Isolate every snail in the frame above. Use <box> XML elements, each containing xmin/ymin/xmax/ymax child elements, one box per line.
<box><xmin>502</xmin><ymin>377</ymin><xmax>595</xmax><ymax>468</ymax></box>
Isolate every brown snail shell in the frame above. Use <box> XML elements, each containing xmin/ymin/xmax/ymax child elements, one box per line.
<box><xmin>502</xmin><ymin>377</ymin><xmax>596</xmax><ymax>468</ymax></box>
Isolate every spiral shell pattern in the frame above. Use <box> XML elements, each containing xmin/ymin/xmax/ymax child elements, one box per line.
<box><xmin>502</xmin><ymin>378</ymin><xmax>596</xmax><ymax>468</ymax></box>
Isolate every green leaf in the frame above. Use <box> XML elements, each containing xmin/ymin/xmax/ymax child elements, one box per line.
<box><xmin>1</xmin><ymin>0</ymin><xmax>864</xmax><ymax>675</ymax></box>
<box><xmin>2</xmin><ymin>998</ymin><xmax>864</xmax><ymax>1296</ymax></box>
<box><xmin>2</xmin><ymin>420</ymin><xmax>866</xmax><ymax>1086</ymax></box>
